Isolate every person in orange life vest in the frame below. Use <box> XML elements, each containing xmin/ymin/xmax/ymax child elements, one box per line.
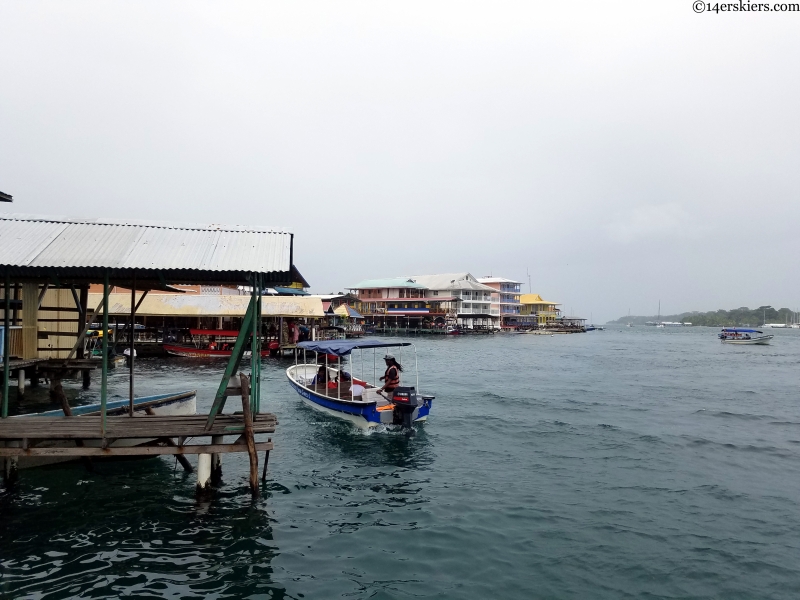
<box><xmin>208</xmin><ymin>338</ymin><xmax>217</xmax><ymax>351</ymax></box>
<box><xmin>379</xmin><ymin>354</ymin><xmax>402</xmax><ymax>397</ymax></box>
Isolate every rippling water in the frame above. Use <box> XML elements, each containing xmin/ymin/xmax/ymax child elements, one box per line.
<box><xmin>3</xmin><ymin>326</ymin><xmax>800</xmax><ymax>599</ymax></box>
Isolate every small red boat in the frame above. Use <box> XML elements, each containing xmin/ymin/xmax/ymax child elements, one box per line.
<box><xmin>163</xmin><ymin>329</ymin><xmax>277</xmax><ymax>358</ymax></box>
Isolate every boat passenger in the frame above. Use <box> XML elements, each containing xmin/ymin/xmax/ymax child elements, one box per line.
<box><xmin>379</xmin><ymin>354</ymin><xmax>403</xmax><ymax>397</ymax></box>
<box><xmin>312</xmin><ymin>365</ymin><xmax>329</xmax><ymax>385</ymax></box>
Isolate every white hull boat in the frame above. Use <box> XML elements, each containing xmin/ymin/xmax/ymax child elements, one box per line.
<box><xmin>286</xmin><ymin>339</ymin><xmax>434</xmax><ymax>430</ymax></box>
<box><xmin>718</xmin><ymin>328</ymin><xmax>773</xmax><ymax>345</ymax></box>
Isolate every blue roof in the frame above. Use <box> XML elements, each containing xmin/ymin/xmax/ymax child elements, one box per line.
<box><xmin>721</xmin><ymin>328</ymin><xmax>762</xmax><ymax>333</ymax></box>
<box><xmin>297</xmin><ymin>338</ymin><xmax>411</xmax><ymax>356</ymax></box>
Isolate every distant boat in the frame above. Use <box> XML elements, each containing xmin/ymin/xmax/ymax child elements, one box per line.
<box><xmin>656</xmin><ymin>301</ymin><xmax>664</xmax><ymax>327</ymax></box>
<box><xmin>762</xmin><ymin>323</ymin><xmax>788</xmax><ymax>329</ymax></box>
<box><xmin>718</xmin><ymin>328</ymin><xmax>773</xmax><ymax>345</ymax></box>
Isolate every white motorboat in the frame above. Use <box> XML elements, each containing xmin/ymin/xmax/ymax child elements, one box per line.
<box><xmin>718</xmin><ymin>328</ymin><xmax>773</xmax><ymax>345</ymax></box>
<box><xmin>286</xmin><ymin>339</ymin><xmax>434</xmax><ymax>430</ymax></box>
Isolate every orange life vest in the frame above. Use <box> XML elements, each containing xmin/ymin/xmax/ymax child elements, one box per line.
<box><xmin>384</xmin><ymin>365</ymin><xmax>400</xmax><ymax>389</ymax></box>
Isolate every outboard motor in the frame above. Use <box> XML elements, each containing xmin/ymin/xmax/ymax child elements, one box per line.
<box><xmin>391</xmin><ymin>386</ymin><xmax>419</xmax><ymax>430</ymax></box>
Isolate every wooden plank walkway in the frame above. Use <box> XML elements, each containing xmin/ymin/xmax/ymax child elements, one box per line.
<box><xmin>0</xmin><ymin>414</ymin><xmax>276</xmax><ymax>459</ymax></box>
<box><xmin>0</xmin><ymin>414</ymin><xmax>277</xmax><ymax>441</ymax></box>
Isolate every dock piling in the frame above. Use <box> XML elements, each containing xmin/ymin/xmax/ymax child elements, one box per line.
<box><xmin>239</xmin><ymin>372</ymin><xmax>259</xmax><ymax>497</ymax></box>
<box><xmin>261</xmin><ymin>437</ymin><xmax>271</xmax><ymax>482</ymax></box>
<box><xmin>17</xmin><ymin>369</ymin><xmax>24</xmax><ymax>398</ymax></box>
<box><xmin>211</xmin><ymin>435</ymin><xmax>223</xmax><ymax>483</ymax></box>
<box><xmin>196</xmin><ymin>453</ymin><xmax>212</xmax><ymax>494</ymax></box>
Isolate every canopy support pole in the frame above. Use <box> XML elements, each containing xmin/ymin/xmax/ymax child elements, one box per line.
<box><xmin>2</xmin><ymin>273</ymin><xmax>9</xmax><ymax>419</ymax></box>
<box><xmin>129</xmin><ymin>271</ymin><xmax>136</xmax><ymax>417</ymax></box>
<box><xmin>101</xmin><ymin>270</ymin><xmax>109</xmax><ymax>437</ymax></box>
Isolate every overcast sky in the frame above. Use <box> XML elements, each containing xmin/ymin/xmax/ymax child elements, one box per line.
<box><xmin>1</xmin><ymin>2</ymin><xmax>798</xmax><ymax>321</ymax></box>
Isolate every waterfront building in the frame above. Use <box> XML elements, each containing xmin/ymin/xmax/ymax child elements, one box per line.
<box><xmin>519</xmin><ymin>294</ymin><xmax>562</xmax><ymax>328</ymax></box>
<box><xmin>477</xmin><ymin>277</ymin><xmax>522</xmax><ymax>329</ymax></box>
<box><xmin>349</xmin><ymin>273</ymin><xmax>499</xmax><ymax>330</ymax></box>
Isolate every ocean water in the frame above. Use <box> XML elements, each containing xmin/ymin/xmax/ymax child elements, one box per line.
<box><xmin>2</xmin><ymin>326</ymin><xmax>800</xmax><ymax>599</ymax></box>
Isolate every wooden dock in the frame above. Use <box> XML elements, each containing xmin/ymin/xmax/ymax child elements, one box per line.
<box><xmin>0</xmin><ymin>413</ymin><xmax>276</xmax><ymax>458</ymax></box>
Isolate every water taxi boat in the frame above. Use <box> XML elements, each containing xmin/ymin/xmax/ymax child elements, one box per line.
<box><xmin>718</xmin><ymin>328</ymin><xmax>773</xmax><ymax>345</ymax></box>
<box><xmin>13</xmin><ymin>390</ymin><xmax>197</xmax><ymax>468</ymax></box>
<box><xmin>164</xmin><ymin>329</ymin><xmax>274</xmax><ymax>358</ymax></box>
<box><xmin>286</xmin><ymin>339</ymin><xmax>434</xmax><ymax>429</ymax></box>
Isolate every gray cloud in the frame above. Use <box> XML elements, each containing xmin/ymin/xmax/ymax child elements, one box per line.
<box><xmin>1</xmin><ymin>1</ymin><xmax>798</xmax><ymax>321</ymax></box>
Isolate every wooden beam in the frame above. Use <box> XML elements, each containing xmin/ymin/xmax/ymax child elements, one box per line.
<box><xmin>133</xmin><ymin>289</ymin><xmax>149</xmax><ymax>313</ymax></box>
<box><xmin>0</xmin><ymin>441</ymin><xmax>273</xmax><ymax>457</ymax></box>
<box><xmin>240</xmin><ymin>372</ymin><xmax>259</xmax><ymax>497</ymax></box>
<box><xmin>37</xmin><ymin>283</ymin><xmax>50</xmax><ymax>309</ymax></box>
<box><xmin>63</xmin><ymin>297</ymin><xmax>105</xmax><ymax>362</ymax></box>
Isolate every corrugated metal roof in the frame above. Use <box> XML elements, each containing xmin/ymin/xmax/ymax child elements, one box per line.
<box><xmin>408</xmin><ymin>273</ymin><xmax>496</xmax><ymax>292</ymax></box>
<box><xmin>0</xmin><ymin>213</ymin><xmax>292</xmax><ymax>275</ymax></box>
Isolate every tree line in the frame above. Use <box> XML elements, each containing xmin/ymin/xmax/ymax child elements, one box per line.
<box><xmin>608</xmin><ymin>306</ymin><xmax>799</xmax><ymax>327</ymax></box>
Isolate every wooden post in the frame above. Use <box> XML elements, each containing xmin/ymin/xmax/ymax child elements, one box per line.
<box><xmin>101</xmin><ymin>270</ymin><xmax>109</xmax><ymax>437</ymax></box>
<box><xmin>239</xmin><ymin>372</ymin><xmax>259</xmax><ymax>497</ymax></box>
<box><xmin>211</xmin><ymin>435</ymin><xmax>223</xmax><ymax>483</ymax></box>
<box><xmin>2</xmin><ymin>273</ymin><xmax>9</xmax><ymax>418</ymax></box>
<box><xmin>17</xmin><ymin>369</ymin><xmax>25</xmax><ymax>398</ymax></box>
<box><xmin>129</xmin><ymin>272</ymin><xmax>136</xmax><ymax>417</ymax></box>
<box><xmin>262</xmin><ymin>437</ymin><xmax>271</xmax><ymax>482</ymax></box>
<box><xmin>196</xmin><ymin>453</ymin><xmax>212</xmax><ymax>495</ymax></box>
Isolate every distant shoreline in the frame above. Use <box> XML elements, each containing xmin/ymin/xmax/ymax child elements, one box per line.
<box><xmin>608</xmin><ymin>305</ymin><xmax>798</xmax><ymax>327</ymax></box>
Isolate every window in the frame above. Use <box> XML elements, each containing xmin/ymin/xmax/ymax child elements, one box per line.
<box><xmin>433</xmin><ymin>290</ymin><xmax>438</xmax><ymax>296</ymax></box>
<box><xmin>399</xmin><ymin>289</ymin><xmax>405</xmax><ymax>298</ymax></box>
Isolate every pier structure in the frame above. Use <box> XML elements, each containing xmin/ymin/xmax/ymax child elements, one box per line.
<box><xmin>0</xmin><ymin>214</ymin><xmax>301</xmax><ymax>496</ymax></box>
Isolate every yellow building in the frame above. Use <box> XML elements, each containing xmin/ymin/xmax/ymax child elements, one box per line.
<box><xmin>519</xmin><ymin>294</ymin><xmax>561</xmax><ymax>327</ymax></box>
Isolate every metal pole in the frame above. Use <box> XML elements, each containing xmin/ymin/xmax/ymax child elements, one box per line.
<box><xmin>101</xmin><ymin>269</ymin><xmax>109</xmax><ymax>436</ymax></box>
<box><xmin>129</xmin><ymin>271</ymin><xmax>136</xmax><ymax>417</ymax></box>
<box><xmin>2</xmin><ymin>273</ymin><xmax>10</xmax><ymax>418</ymax></box>
<box><xmin>373</xmin><ymin>348</ymin><xmax>376</xmax><ymax>387</ymax></box>
<box><xmin>251</xmin><ymin>274</ymin><xmax>259</xmax><ymax>414</ymax></box>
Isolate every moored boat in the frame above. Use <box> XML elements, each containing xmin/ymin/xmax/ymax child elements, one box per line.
<box><xmin>164</xmin><ymin>329</ymin><xmax>274</xmax><ymax>358</ymax></box>
<box><xmin>286</xmin><ymin>339</ymin><xmax>434</xmax><ymax>429</ymax></box>
<box><xmin>718</xmin><ymin>328</ymin><xmax>773</xmax><ymax>345</ymax></box>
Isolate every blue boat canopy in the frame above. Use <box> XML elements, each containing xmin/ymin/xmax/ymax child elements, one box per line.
<box><xmin>297</xmin><ymin>338</ymin><xmax>412</xmax><ymax>357</ymax></box>
<box><xmin>721</xmin><ymin>328</ymin><xmax>762</xmax><ymax>333</ymax></box>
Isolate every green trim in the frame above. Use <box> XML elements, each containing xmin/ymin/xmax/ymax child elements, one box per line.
<box><xmin>204</xmin><ymin>292</ymin><xmax>256</xmax><ymax>430</ymax></box>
